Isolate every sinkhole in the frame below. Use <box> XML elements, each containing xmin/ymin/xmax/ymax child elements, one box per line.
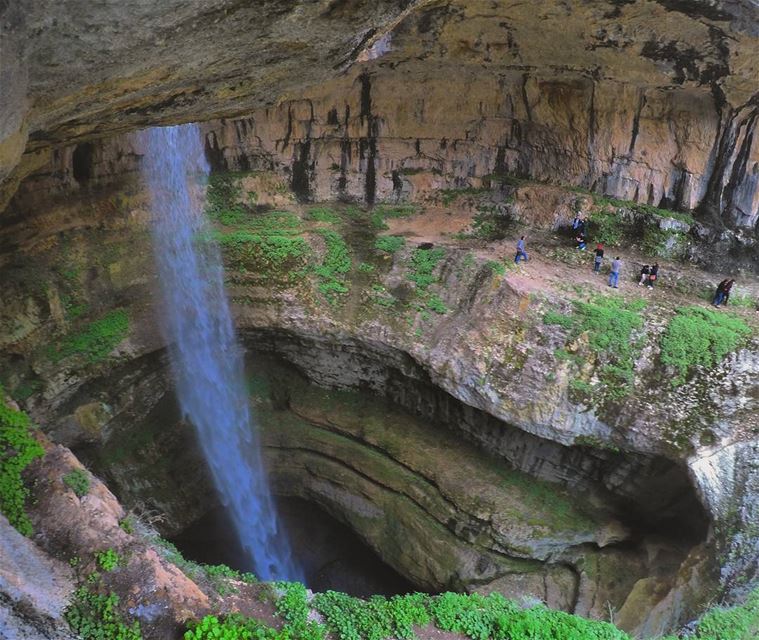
<box><xmin>72</xmin><ymin>331</ymin><xmax>711</xmax><ymax>620</ymax></box>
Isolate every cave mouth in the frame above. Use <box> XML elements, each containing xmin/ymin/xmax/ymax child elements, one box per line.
<box><xmin>170</xmin><ymin>497</ymin><xmax>417</xmax><ymax>597</ymax></box>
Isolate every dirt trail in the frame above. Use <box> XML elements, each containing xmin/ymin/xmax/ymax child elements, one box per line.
<box><xmin>387</xmin><ymin>207</ymin><xmax>759</xmax><ymax>320</ymax></box>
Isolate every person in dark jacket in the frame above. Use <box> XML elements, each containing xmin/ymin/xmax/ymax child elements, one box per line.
<box><xmin>638</xmin><ymin>264</ymin><xmax>650</xmax><ymax>286</ymax></box>
<box><xmin>722</xmin><ymin>279</ymin><xmax>735</xmax><ymax>305</ymax></box>
<box><xmin>593</xmin><ymin>243</ymin><xmax>604</xmax><ymax>273</ymax></box>
<box><xmin>647</xmin><ymin>263</ymin><xmax>659</xmax><ymax>289</ymax></box>
<box><xmin>576</xmin><ymin>232</ymin><xmax>587</xmax><ymax>251</ymax></box>
<box><xmin>713</xmin><ymin>279</ymin><xmax>729</xmax><ymax>306</ymax></box>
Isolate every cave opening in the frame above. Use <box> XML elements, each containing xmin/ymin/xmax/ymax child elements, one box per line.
<box><xmin>72</xmin><ymin>142</ymin><xmax>95</xmax><ymax>183</ymax></box>
<box><xmin>170</xmin><ymin>497</ymin><xmax>416</xmax><ymax>597</ymax></box>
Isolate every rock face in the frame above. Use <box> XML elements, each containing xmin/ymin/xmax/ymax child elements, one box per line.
<box><xmin>0</xmin><ymin>514</ymin><xmax>75</xmax><ymax>640</ymax></box>
<box><xmin>2</xmin><ymin>0</ymin><xmax>759</xmax><ymax>230</ymax></box>
<box><xmin>0</xmin><ymin>0</ymin><xmax>421</xmax><ymax>203</ymax></box>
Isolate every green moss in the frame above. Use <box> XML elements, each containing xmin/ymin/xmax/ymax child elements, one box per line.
<box><xmin>660</xmin><ymin>306</ymin><xmax>752</xmax><ymax>386</ymax></box>
<box><xmin>216</xmin><ymin>229</ymin><xmax>310</xmax><ymax>273</ymax></box>
<box><xmin>0</xmin><ymin>391</ymin><xmax>44</xmax><ymax>536</ymax></box>
<box><xmin>48</xmin><ymin>309</ymin><xmax>129</xmax><ymax>364</ymax></box>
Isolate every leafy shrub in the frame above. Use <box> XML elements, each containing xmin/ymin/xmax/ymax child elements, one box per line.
<box><xmin>374</xmin><ymin>236</ymin><xmax>406</xmax><ymax>254</ymax></box>
<box><xmin>588</xmin><ymin>209</ymin><xmax>626</xmax><ymax>247</ymax></box>
<box><xmin>48</xmin><ymin>310</ymin><xmax>130</xmax><ymax>364</ymax></box>
<box><xmin>543</xmin><ymin>311</ymin><xmax>574</xmax><ymax>329</ymax></box>
<box><xmin>96</xmin><ymin>548</ymin><xmax>121</xmax><ymax>572</ymax></box>
<box><xmin>641</xmin><ymin>226</ymin><xmax>686</xmax><ymax>258</ymax></box>
<box><xmin>63</xmin><ymin>468</ymin><xmax>90</xmax><ymax>497</ymax></box>
<box><xmin>0</xmin><ymin>392</ymin><xmax>44</xmax><ymax>535</ymax></box>
<box><xmin>357</xmin><ymin>262</ymin><xmax>375</xmax><ymax>273</ymax></box>
<box><xmin>660</xmin><ymin>306</ymin><xmax>752</xmax><ymax>385</ymax></box>
<box><xmin>65</xmin><ymin>587</ymin><xmax>142</xmax><ymax>640</ymax></box>
<box><xmin>407</xmin><ymin>247</ymin><xmax>446</xmax><ymax>292</ymax></box>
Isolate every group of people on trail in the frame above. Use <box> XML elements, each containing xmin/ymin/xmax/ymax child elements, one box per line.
<box><xmin>713</xmin><ymin>278</ymin><xmax>735</xmax><ymax>307</ymax></box>
<box><xmin>513</xmin><ymin>217</ymin><xmax>748</xmax><ymax>302</ymax></box>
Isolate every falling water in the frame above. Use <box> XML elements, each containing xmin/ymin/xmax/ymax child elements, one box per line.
<box><xmin>140</xmin><ymin>124</ymin><xmax>301</xmax><ymax>581</ymax></box>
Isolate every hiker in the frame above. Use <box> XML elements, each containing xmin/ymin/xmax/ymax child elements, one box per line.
<box><xmin>713</xmin><ymin>279</ymin><xmax>729</xmax><ymax>306</ymax></box>
<box><xmin>638</xmin><ymin>264</ymin><xmax>651</xmax><ymax>286</ymax></box>
<box><xmin>572</xmin><ymin>212</ymin><xmax>583</xmax><ymax>232</ymax></box>
<box><xmin>647</xmin><ymin>263</ymin><xmax>659</xmax><ymax>289</ymax></box>
<box><xmin>515</xmin><ymin>235</ymin><xmax>529</xmax><ymax>263</ymax></box>
<box><xmin>609</xmin><ymin>256</ymin><xmax>621</xmax><ymax>288</ymax></box>
<box><xmin>576</xmin><ymin>232</ymin><xmax>587</xmax><ymax>251</ymax></box>
<box><xmin>593</xmin><ymin>243</ymin><xmax>604</xmax><ymax>274</ymax></box>
<box><xmin>721</xmin><ymin>279</ymin><xmax>736</xmax><ymax>306</ymax></box>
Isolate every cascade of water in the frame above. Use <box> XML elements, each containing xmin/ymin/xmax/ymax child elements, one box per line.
<box><xmin>140</xmin><ymin>124</ymin><xmax>301</xmax><ymax>581</ymax></box>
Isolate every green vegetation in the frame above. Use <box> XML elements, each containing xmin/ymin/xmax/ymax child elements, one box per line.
<box><xmin>660</xmin><ymin>306</ymin><xmax>752</xmax><ymax>386</ymax></box>
<box><xmin>374</xmin><ymin>235</ymin><xmax>406</xmax><ymax>254</ymax></box>
<box><xmin>0</xmin><ymin>391</ymin><xmax>44</xmax><ymax>535</ymax></box>
<box><xmin>206</xmin><ymin>172</ymin><xmax>245</xmax><ymax>225</ymax></box>
<box><xmin>48</xmin><ymin>309</ymin><xmax>129</xmax><ymax>364</ymax></box>
<box><xmin>216</xmin><ymin>229</ymin><xmax>310</xmax><ymax>273</ymax></box>
<box><xmin>308</xmin><ymin>207</ymin><xmax>340</xmax><ymax>223</ymax></box>
<box><xmin>314</xmin><ymin>229</ymin><xmax>351</xmax><ymax>301</ymax></box>
<box><xmin>357</xmin><ymin>262</ymin><xmax>375</xmax><ymax>273</ymax></box>
<box><xmin>407</xmin><ymin>247</ymin><xmax>446</xmax><ymax>292</ymax></box>
<box><xmin>641</xmin><ymin>226</ymin><xmax>687</xmax><ymax>259</ymax></box>
<box><xmin>63</xmin><ymin>468</ymin><xmax>90</xmax><ymax>497</ymax></box>
<box><xmin>96</xmin><ymin>548</ymin><xmax>121</xmax><ymax>572</ymax></box>
<box><xmin>119</xmin><ymin>516</ymin><xmax>135</xmax><ymax>534</ymax></box>
<box><xmin>65</xmin><ymin>588</ymin><xmax>142</xmax><ymax>640</ymax></box>
<box><xmin>660</xmin><ymin>588</ymin><xmax>759</xmax><ymax>640</ymax></box>
<box><xmin>588</xmin><ymin>209</ymin><xmax>625</xmax><ymax>247</ymax></box>
<box><xmin>439</xmin><ymin>187</ymin><xmax>489</xmax><ymax>206</ymax></box>
<box><xmin>544</xmin><ymin>297</ymin><xmax>646</xmax><ymax>402</ymax></box>
<box><xmin>185</xmin><ymin>587</ymin><xmax>629</xmax><ymax>640</ymax></box>
<box><xmin>484</xmin><ymin>260</ymin><xmax>506</xmax><ymax>276</ymax></box>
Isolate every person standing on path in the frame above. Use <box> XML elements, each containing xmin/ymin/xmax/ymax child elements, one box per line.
<box><xmin>609</xmin><ymin>256</ymin><xmax>621</xmax><ymax>288</ymax></box>
<box><xmin>647</xmin><ymin>263</ymin><xmax>659</xmax><ymax>289</ymax></box>
<box><xmin>722</xmin><ymin>279</ymin><xmax>736</xmax><ymax>306</ymax></box>
<box><xmin>515</xmin><ymin>235</ymin><xmax>529</xmax><ymax>264</ymax></box>
<box><xmin>593</xmin><ymin>243</ymin><xmax>604</xmax><ymax>273</ymax></box>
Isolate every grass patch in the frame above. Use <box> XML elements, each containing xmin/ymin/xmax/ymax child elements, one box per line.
<box><xmin>0</xmin><ymin>390</ymin><xmax>44</xmax><ymax>536</ymax></box>
<box><xmin>48</xmin><ymin>309</ymin><xmax>129</xmax><ymax>364</ymax></box>
<box><xmin>660</xmin><ymin>306</ymin><xmax>752</xmax><ymax>386</ymax></box>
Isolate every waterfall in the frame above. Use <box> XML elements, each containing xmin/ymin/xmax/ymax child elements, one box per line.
<box><xmin>140</xmin><ymin>124</ymin><xmax>301</xmax><ymax>581</ymax></box>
